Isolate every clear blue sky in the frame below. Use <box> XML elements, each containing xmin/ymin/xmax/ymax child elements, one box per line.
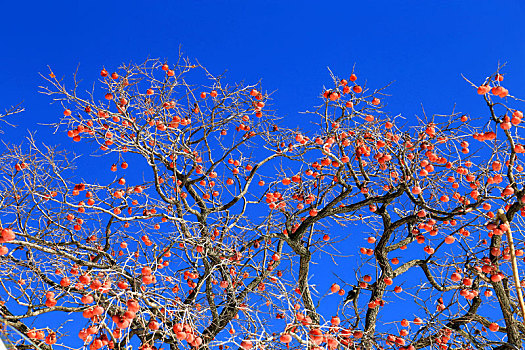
<box><xmin>1</xmin><ymin>0</ymin><xmax>525</xmax><ymax>342</ymax></box>
<box><xmin>1</xmin><ymin>0</ymin><xmax>524</xmax><ymax>143</ymax></box>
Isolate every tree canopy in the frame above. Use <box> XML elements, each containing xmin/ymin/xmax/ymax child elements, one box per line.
<box><xmin>1</xmin><ymin>57</ymin><xmax>524</xmax><ymax>350</ymax></box>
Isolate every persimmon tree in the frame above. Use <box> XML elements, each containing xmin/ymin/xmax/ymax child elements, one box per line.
<box><xmin>1</xmin><ymin>57</ymin><xmax>525</xmax><ymax>350</ymax></box>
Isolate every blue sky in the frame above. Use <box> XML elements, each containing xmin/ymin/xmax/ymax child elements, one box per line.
<box><xmin>1</xmin><ymin>0</ymin><xmax>525</xmax><ymax>344</ymax></box>
<box><xmin>1</xmin><ymin>0</ymin><xmax>524</xmax><ymax>143</ymax></box>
